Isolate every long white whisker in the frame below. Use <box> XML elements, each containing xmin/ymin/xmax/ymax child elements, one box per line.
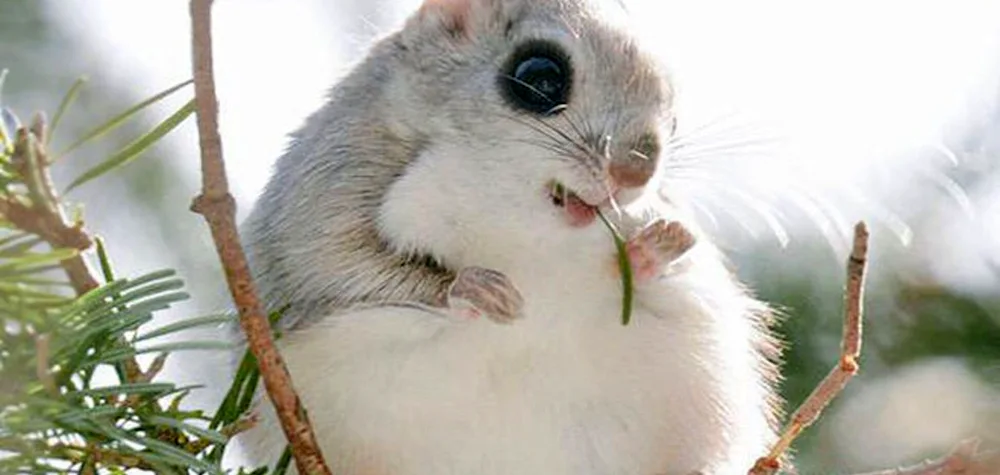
<box><xmin>687</xmin><ymin>199</ymin><xmax>721</xmax><ymax>233</ymax></box>
<box><xmin>839</xmin><ymin>184</ymin><xmax>914</xmax><ymax>246</ymax></box>
<box><xmin>663</xmin><ymin>135</ymin><xmax>784</xmax><ymax>158</ymax></box>
<box><xmin>931</xmin><ymin>141</ymin><xmax>960</xmax><ymax>167</ymax></box>
<box><xmin>666</xmin><ymin>171</ymin><xmax>790</xmax><ymax>247</ymax></box>
<box><xmin>921</xmin><ymin>169</ymin><xmax>976</xmax><ymax>217</ymax></box>
<box><xmin>664</xmin><ymin>111</ymin><xmax>766</xmax><ymax>148</ymax></box>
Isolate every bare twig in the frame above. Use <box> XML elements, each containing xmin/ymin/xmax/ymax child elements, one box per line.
<box><xmin>121</xmin><ymin>353</ymin><xmax>169</xmax><ymax>408</ymax></box>
<box><xmin>750</xmin><ymin>222</ymin><xmax>870</xmax><ymax>475</ymax></box>
<box><xmin>184</xmin><ymin>415</ymin><xmax>260</xmax><ymax>455</ymax></box>
<box><xmin>187</xmin><ymin>1</ymin><xmax>332</xmax><ymax>474</ymax></box>
<box><xmin>856</xmin><ymin>439</ymin><xmax>1000</xmax><ymax>475</ymax></box>
<box><xmin>746</xmin><ymin>224</ymin><xmax>1000</xmax><ymax>475</ymax></box>
<box><xmin>139</xmin><ymin>352</ymin><xmax>169</xmax><ymax>383</ymax></box>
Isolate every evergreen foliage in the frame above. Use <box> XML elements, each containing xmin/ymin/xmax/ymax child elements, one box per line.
<box><xmin>0</xmin><ymin>74</ymin><xmax>285</xmax><ymax>474</ymax></box>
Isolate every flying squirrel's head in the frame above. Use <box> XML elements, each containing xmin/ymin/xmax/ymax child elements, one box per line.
<box><xmin>245</xmin><ymin>0</ymin><xmax>674</xmax><ymax>321</ymax></box>
<box><xmin>380</xmin><ymin>0</ymin><xmax>672</xmax><ymax>263</ymax></box>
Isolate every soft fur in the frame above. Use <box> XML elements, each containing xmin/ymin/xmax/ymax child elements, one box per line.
<box><xmin>236</xmin><ymin>0</ymin><xmax>781</xmax><ymax>473</ymax></box>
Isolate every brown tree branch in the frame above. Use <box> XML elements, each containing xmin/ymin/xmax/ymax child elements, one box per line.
<box><xmin>857</xmin><ymin>439</ymin><xmax>1000</xmax><ymax>475</ymax></box>
<box><xmin>750</xmin><ymin>222</ymin><xmax>870</xmax><ymax>475</ymax></box>
<box><xmin>187</xmin><ymin>1</ymin><xmax>332</xmax><ymax>473</ymax></box>
<box><xmin>747</xmin><ymin>224</ymin><xmax>999</xmax><ymax>474</ymax></box>
<box><xmin>2</xmin><ymin>113</ymin><xmax>145</xmax><ymax>383</ymax></box>
<box><xmin>4</xmin><ymin>117</ymin><xmax>99</xmax><ymax>295</ymax></box>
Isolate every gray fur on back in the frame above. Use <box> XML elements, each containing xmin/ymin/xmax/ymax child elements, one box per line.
<box><xmin>241</xmin><ymin>35</ymin><xmax>454</xmax><ymax>329</ymax></box>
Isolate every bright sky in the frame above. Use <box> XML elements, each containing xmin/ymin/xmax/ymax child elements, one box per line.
<box><xmin>49</xmin><ymin>0</ymin><xmax>1000</xmax><ymax>291</ymax></box>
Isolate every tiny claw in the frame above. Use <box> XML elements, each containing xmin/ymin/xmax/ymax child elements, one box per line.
<box><xmin>623</xmin><ymin>220</ymin><xmax>696</xmax><ymax>283</ymax></box>
<box><xmin>447</xmin><ymin>266</ymin><xmax>524</xmax><ymax>324</ymax></box>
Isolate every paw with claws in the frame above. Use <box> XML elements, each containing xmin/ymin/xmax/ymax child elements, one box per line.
<box><xmin>624</xmin><ymin>219</ymin><xmax>696</xmax><ymax>283</ymax></box>
<box><xmin>446</xmin><ymin>266</ymin><xmax>525</xmax><ymax>324</ymax></box>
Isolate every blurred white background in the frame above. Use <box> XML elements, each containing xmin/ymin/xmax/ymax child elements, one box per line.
<box><xmin>10</xmin><ymin>0</ymin><xmax>999</xmax><ymax>471</ymax></box>
<box><xmin>49</xmin><ymin>0</ymin><xmax>1000</xmax><ymax>285</ymax></box>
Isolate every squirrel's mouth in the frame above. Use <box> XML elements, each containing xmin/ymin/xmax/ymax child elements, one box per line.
<box><xmin>548</xmin><ymin>181</ymin><xmax>598</xmax><ymax>227</ymax></box>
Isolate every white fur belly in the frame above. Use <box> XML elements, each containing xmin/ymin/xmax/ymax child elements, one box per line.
<box><xmin>238</xmin><ymin>292</ymin><xmax>767</xmax><ymax>475</ymax></box>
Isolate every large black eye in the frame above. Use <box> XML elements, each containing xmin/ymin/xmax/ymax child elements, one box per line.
<box><xmin>499</xmin><ymin>41</ymin><xmax>572</xmax><ymax>115</ymax></box>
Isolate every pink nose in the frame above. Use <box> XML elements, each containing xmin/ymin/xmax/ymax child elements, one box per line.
<box><xmin>608</xmin><ymin>154</ymin><xmax>656</xmax><ymax>188</ymax></box>
<box><xmin>607</xmin><ymin>132</ymin><xmax>659</xmax><ymax>189</ymax></box>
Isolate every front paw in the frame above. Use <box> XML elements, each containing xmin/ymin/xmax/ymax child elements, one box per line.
<box><xmin>446</xmin><ymin>266</ymin><xmax>524</xmax><ymax>324</ymax></box>
<box><xmin>624</xmin><ymin>220</ymin><xmax>696</xmax><ymax>283</ymax></box>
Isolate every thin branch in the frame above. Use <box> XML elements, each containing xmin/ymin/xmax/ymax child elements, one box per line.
<box><xmin>856</xmin><ymin>439</ymin><xmax>1000</xmax><ymax>475</ymax></box>
<box><xmin>34</xmin><ymin>333</ymin><xmax>58</xmax><ymax>396</ymax></box>
<box><xmin>746</xmin><ymin>224</ymin><xmax>1000</xmax><ymax>475</ymax></box>
<box><xmin>140</xmin><ymin>352</ymin><xmax>169</xmax><ymax>383</ymax></box>
<box><xmin>183</xmin><ymin>415</ymin><xmax>259</xmax><ymax>455</ymax></box>
<box><xmin>750</xmin><ymin>222</ymin><xmax>870</xmax><ymax>475</ymax></box>
<box><xmin>187</xmin><ymin>1</ymin><xmax>332</xmax><ymax>474</ymax></box>
<box><xmin>5</xmin><ymin>117</ymin><xmax>99</xmax><ymax>295</ymax></box>
<box><xmin>2</xmin><ymin>113</ymin><xmax>146</xmax><ymax>385</ymax></box>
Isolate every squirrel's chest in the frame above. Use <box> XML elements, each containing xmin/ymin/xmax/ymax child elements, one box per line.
<box><xmin>269</xmin><ymin>292</ymin><xmax>752</xmax><ymax>475</ymax></box>
<box><xmin>452</xmin><ymin>301</ymin><xmax>739</xmax><ymax>474</ymax></box>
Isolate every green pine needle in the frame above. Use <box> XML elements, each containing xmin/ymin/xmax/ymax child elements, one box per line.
<box><xmin>0</xmin><ymin>77</ymin><xmax>273</xmax><ymax>474</ymax></box>
<box><xmin>596</xmin><ymin>209</ymin><xmax>635</xmax><ymax>326</ymax></box>
<box><xmin>136</xmin><ymin>314</ymin><xmax>233</xmax><ymax>343</ymax></box>
<box><xmin>95</xmin><ymin>236</ymin><xmax>116</xmax><ymax>283</ymax></box>
<box><xmin>56</xmin><ymin>78</ymin><xmax>193</xmax><ymax>159</ymax></box>
<box><xmin>66</xmin><ymin>98</ymin><xmax>196</xmax><ymax>191</ymax></box>
<box><xmin>70</xmin><ymin>382</ymin><xmax>177</xmax><ymax>399</ymax></box>
<box><xmin>48</xmin><ymin>76</ymin><xmax>88</xmax><ymax>142</ymax></box>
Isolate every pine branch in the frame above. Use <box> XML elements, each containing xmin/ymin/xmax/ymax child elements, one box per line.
<box><xmin>1</xmin><ymin>77</ymin><xmax>255</xmax><ymax>474</ymax></box>
<box><xmin>0</xmin><ymin>111</ymin><xmax>147</xmax><ymax>385</ymax></box>
<box><xmin>2</xmin><ymin>114</ymin><xmax>98</xmax><ymax>295</ymax></box>
<box><xmin>187</xmin><ymin>1</ymin><xmax>332</xmax><ymax>473</ymax></box>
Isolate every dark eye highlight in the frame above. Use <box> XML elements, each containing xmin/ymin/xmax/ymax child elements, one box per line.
<box><xmin>499</xmin><ymin>41</ymin><xmax>572</xmax><ymax>115</ymax></box>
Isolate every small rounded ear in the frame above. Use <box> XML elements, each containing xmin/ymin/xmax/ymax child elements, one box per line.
<box><xmin>419</xmin><ymin>0</ymin><xmax>473</xmax><ymax>39</ymax></box>
<box><xmin>414</xmin><ymin>0</ymin><xmax>506</xmax><ymax>41</ymax></box>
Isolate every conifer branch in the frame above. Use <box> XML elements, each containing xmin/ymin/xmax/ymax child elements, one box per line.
<box><xmin>187</xmin><ymin>1</ymin><xmax>332</xmax><ymax>473</ymax></box>
<box><xmin>2</xmin><ymin>114</ymin><xmax>98</xmax><ymax>295</ymax></box>
<box><xmin>1</xmin><ymin>75</ymin><xmax>248</xmax><ymax>474</ymax></box>
<box><xmin>0</xmin><ymin>112</ymin><xmax>144</xmax><ymax>383</ymax></box>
